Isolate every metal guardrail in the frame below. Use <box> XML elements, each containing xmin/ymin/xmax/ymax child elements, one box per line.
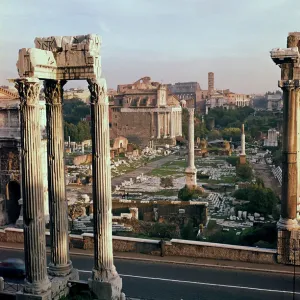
<box><xmin>2</xmin><ymin>281</ymin><xmax>24</xmax><ymax>293</ymax></box>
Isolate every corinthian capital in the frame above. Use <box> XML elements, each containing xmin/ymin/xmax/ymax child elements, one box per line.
<box><xmin>87</xmin><ymin>78</ymin><xmax>107</xmax><ymax>104</ymax></box>
<box><xmin>14</xmin><ymin>78</ymin><xmax>40</xmax><ymax>106</ymax></box>
<box><xmin>44</xmin><ymin>80</ymin><xmax>67</xmax><ymax>105</ymax></box>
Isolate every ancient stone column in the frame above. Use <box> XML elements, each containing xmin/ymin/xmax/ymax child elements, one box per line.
<box><xmin>239</xmin><ymin>124</ymin><xmax>246</xmax><ymax>165</ymax></box>
<box><xmin>185</xmin><ymin>108</ymin><xmax>197</xmax><ymax>187</ymax></box>
<box><xmin>157</xmin><ymin>112</ymin><xmax>161</xmax><ymax>139</ymax></box>
<box><xmin>170</xmin><ymin>111</ymin><xmax>175</xmax><ymax>138</ymax></box>
<box><xmin>87</xmin><ymin>78</ymin><xmax>123</xmax><ymax>299</ymax></box>
<box><xmin>179</xmin><ymin>111</ymin><xmax>182</xmax><ymax>136</ymax></box>
<box><xmin>278</xmin><ymin>80</ymin><xmax>299</xmax><ymax>230</ymax></box>
<box><xmin>164</xmin><ymin>113</ymin><xmax>167</xmax><ymax>138</ymax></box>
<box><xmin>15</xmin><ymin>78</ymin><xmax>51</xmax><ymax>296</ymax></box>
<box><xmin>151</xmin><ymin>112</ymin><xmax>154</xmax><ymax>138</ymax></box>
<box><xmin>44</xmin><ymin>79</ymin><xmax>73</xmax><ymax>277</ymax></box>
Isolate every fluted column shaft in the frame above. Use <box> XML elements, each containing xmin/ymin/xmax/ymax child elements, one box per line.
<box><xmin>157</xmin><ymin>112</ymin><xmax>161</xmax><ymax>139</ymax></box>
<box><xmin>164</xmin><ymin>113</ymin><xmax>167</xmax><ymax>137</ymax></box>
<box><xmin>15</xmin><ymin>78</ymin><xmax>50</xmax><ymax>295</ymax></box>
<box><xmin>151</xmin><ymin>112</ymin><xmax>154</xmax><ymax>138</ymax></box>
<box><xmin>278</xmin><ymin>80</ymin><xmax>299</xmax><ymax>229</ymax></box>
<box><xmin>170</xmin><ymin>111</ymin><xmax>173</xmax><ymax>138</ymax></box>
<box><xmin>188</xmin><ymin>108</ymin><xmax>195</xmax><ymax>169</ymax></box>
<box><xmin>88</xmin><ymin>79</ymin><xmax>121</xmax><ymax>285</ymax></box>
<box><xmin>179</xmin><ymin>111</ymin><xmax>182</xmax><ymax>136</ymax></box>
<box><xmin>44</xmin><ymin>79</ymin><xmax>72</xmax><ymax>276</ymax></box>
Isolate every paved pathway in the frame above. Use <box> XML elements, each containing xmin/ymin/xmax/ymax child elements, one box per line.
<box><xmin>251</xmin><ymin>160</ymin><xmax>281</xmax><ymax>199</ymax></box>
<box><xmin>111</xmin><ymin>154</ymin><xmax>177</xmax><ymax>186</ymax></box>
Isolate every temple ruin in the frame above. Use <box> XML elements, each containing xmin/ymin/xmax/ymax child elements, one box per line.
<box><xmin>11</xmin><ymin>34</ymin><xmax>124</xmax><ymax>299</ymax></box>
<box><xmin>110</xmin><ymin>76</ymin><xmax>182</xmax><ymax>147</ymax></box>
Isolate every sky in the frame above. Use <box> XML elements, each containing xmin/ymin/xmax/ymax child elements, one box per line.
<box><xmin>0</xmin><ymin>0</ymin><xmax>299</xmax><ymax>94</ymax></box>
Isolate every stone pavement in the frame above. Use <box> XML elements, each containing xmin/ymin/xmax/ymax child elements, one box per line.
<box><xmin>111</xmin><ymin>154</ymin><xmax>178</xmax><ymax>186</ymax></box>
<box><xmin>0</xmin><ymin>241</ymin><xmax>299</xmax><ymax>275</ymax></box>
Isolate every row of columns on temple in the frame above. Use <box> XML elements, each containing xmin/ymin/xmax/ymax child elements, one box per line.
<box><xmin>155</xmin><ymin>110</ymin><xmax>182</xmax><ymax>139</ymax></box>
<box><xmin>14</xmin><ymin>77</ymin><xmax>123</xmax><ymax>298</ymax></box>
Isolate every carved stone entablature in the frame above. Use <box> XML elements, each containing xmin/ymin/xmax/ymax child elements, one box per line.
<box><xmin>17</xmin><ymin>34</ymin><xmax>102</xmax><ymax>81</ymax></box>
<box><xmin>278</xmin><ymin>79</ymin><xmax>300</xmax><ymax>90</ymax></box>
<box><xmin>270</xmin><ymin>47</ymin><xmax>300</xmax><ymax>66</ymax></box>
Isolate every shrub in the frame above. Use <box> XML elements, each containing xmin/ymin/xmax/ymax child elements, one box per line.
<box><xmin>160</xmin><ymin>176</ymin><xmax>174</xmax><ymax>188</ymax></box>
<box><xmin>236</xmin><ymin>163</ymin><xmax>253</xmax><ymax>180</ymax></box>
<box><xmin>148</xmin><ymin>223</ymin><xmax>179</xmax><ymax>239</ymax></box>
<box><xmin>178</xmin><ymin>185</ymin><xmax>204</xmax><ymax>201</ymax></box>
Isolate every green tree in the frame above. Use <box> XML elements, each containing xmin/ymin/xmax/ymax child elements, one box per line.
<box><xmin>236</xmin><ymin>164</ymin><xmax>253</xmax><ymax>181</ymax></box>
<box><xmin>63</xmin><ymin>98</ymin><xmax>90</xmax><ymax>124</ymax></box>
<box><xmin>208</xmin><ymin>129</ymin><xmax>221</xmax><ymax>140</ymax></box>
<box><xmin>221</xmin><ymin>127</ymin><xmax>241</xmax><ymax>142</ymax></box>
<box><xmin>178</xmin><ymin>185</ymin><xmax>204</xmax><ymax>201</ymax></box>
<box><xmin>181</xmin><ymin>221</ymin><xmax>195</xmax><ymax>240</ymax></box>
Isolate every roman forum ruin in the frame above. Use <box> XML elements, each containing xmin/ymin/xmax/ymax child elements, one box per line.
<box><xmin>185</xmin><ymin>108</ymin><xmax>197</xmax><ymax>187</ymax></box>
<box><xmin>11</xmin><ymin>34</ymin><xmax>124</xmax><ymax>299</ymax></box>
<box><xmin>270</xmin><ymin>32</ymin><xmax>300</xmax><ymax>265</ymax></box>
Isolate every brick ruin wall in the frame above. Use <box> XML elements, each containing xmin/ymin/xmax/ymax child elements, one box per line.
<box><xmin>110</xmin><ymin>111</ymin><xmax>154</xmax><ymax>146</ymax></box>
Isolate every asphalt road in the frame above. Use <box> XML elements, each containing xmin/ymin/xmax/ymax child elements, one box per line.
<box><xmin>0</xmin><ymin>249</ymin><xmax>299</xmax><ymax>300</ymax></box>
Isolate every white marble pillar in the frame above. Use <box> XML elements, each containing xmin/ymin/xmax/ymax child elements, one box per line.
<box><xmin>170</xmin><ymin>111</ymin><xmax>175</xmax><ymax>138</ymax></box>
<box><xmin>164</xmin><ymin>113</ymin><xmax>167</xmax><ymax>138</ymax></box>
<box><xmin>44</xmin><ymin>79</ymin><xmax>73</xmax><ymax>277</ymax></box>
<box><xmin>151</xmin><ymin>112</ymin><xmax>154</xmax><ymax>138</ymax></box>
<box><xmin>241</xmin><ymin>124</ymin><xmax>246</xmax><ymax>155</ymax></box>
<box><xmin>87</xmin><ymin>78</ymin><xmax>123</xmax><ymax>299</ymax></box>
<box><xmin>179</xmin><ymin>111</ymin><xmax>182</xmax><ymax>136</ymax></box>
<box><xmin>174</xmin><ymin>111</ymin><xmax>177</xmax><ymax>136</ymax></box>
<box><xmin>157</xmin><ymin>112</ymin><xmax>161</xmax><ymax>139</ymax></box>
<box><xmin>185</xmin><ymin>108</ymin><xmax>197</xmax><ymax>187</ymax></box>
<box><xmin>15</xmin><ymin>78</ymin><xmax>51</xmax><ymax>296</ymax></box>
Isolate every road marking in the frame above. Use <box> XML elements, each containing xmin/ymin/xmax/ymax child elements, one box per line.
<box><xmin>77</xmin><ymin>270</ymin><xmax>300</xmax><ymax>295</ymax></box>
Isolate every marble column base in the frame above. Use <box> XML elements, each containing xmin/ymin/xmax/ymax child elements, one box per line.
<box><xmin>50</xmin><ymin>268</ymin><xmax>79</xmax><ymax>300</ymax></box>
<box><xmin>239</xmin><ymin>155</ymin><xmax>246</xmax><ymax>165</ymax></box>
<box><xmin>23</xmin><ymin>278</ymin><xmax>51</xmax><ymax>296</ymax></box>
<box><xmin>185</xmin><ymin>167</ymin><xmax>197</xmax><ymax>187</ymax></box>
<box><xmin>48</xmin><ymin>261</ymin><xmax>74</xmax><ymax>277</ymax></box>
<box><xmin>89</xmin><ymin>270</ymin><xmax>124</xmax><ymax>300</ymax></box>
<box><xmin>16</xmin><ymin>289</ymin><xmax>51</xmax><ymax>300</ymax></box>
<box><xmin>15</xmin><ymin>216</ymin><xmax>23</xmax><ymax>228</ymax></box>
<box><xmin>277</xmin><ymin>217</ymin><xmax>299</xmax><ymax>230</ymax></box>
<box><xmin>277</xmin><ymin>229</ymin><xmax>300</xmax><ymax>265</ymax></box>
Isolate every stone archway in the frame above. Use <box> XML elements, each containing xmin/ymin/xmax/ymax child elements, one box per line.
<box><xmin>6</xmin><ymin>181</ymin><xmax>21</xmax><ymax>224</ymax></box>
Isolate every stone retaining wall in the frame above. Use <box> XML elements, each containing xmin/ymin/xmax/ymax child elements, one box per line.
<box><xmin>0</xmin><ymin>228</ymin><xmax>276</xmax><ymax>264</ymax></box>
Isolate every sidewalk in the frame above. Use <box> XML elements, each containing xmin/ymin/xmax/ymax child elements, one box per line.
<box><xmin>1</xmin><ymin>242</ymin><xmax>299</xmax><ymax>275</ymax></box>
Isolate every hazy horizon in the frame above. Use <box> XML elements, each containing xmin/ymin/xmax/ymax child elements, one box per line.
<box><xmin>0</xmin><ymin>0</ymin><xmax>299</xmax><ymax>94</ymax></box>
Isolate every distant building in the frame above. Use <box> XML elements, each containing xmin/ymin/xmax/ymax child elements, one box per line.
<box><xmin>110</xmin><ymin>76</ymin><xmax>182</xmax><ymax>147</ymax></box>
<box><xmin>267</xmin><ymin>94</ymin><xmax>282</xmax><ymax>111</ymax></box>
<box><xmin>264</xmin><ymin>129</ymin><xmax>278</xmax><ymax>147</ymax></box>
<box><xmin>167</xmin><ymin>81</ymin><xmax>202</xmax><ymax>111</ymax></box>
<box><xmin>64</xmin><ymin>88</ymin><xmax>90</xmax><ymax>103</ymax></box>
<box><xmin>226</xmin><ymin>92</ymin><xmax>251</xmax><ymax>107</ymax></box>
